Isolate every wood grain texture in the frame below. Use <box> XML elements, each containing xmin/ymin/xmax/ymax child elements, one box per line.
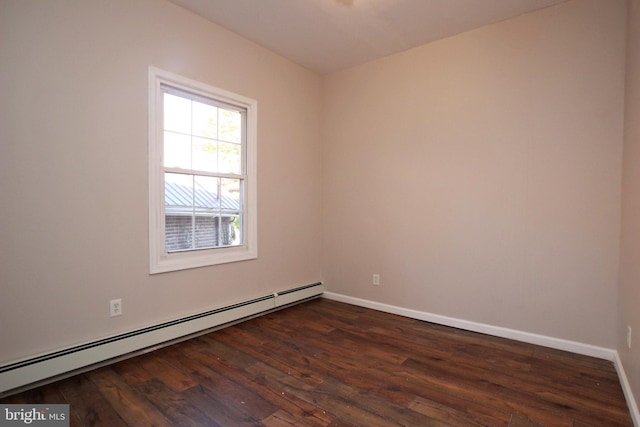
<box><xmin>1</xmin><ymin>298</ymin><xmax>633</xmax><ymax>426</ymax></box>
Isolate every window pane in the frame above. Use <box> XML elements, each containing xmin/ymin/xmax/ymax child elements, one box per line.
<box><xmin>192</xmin><ymin>101</ymin><xmax>217</xmax><ymax>139</ymax></box>
<box><xmin>192</xmin><ymin>137</ymin><xmax>217</xmax><ymax>173</ymax></box>
<box><xmin>221</xmin><ymin>178</ymin><xmax>242</xmax><ymax>245</ymax></box>
<box><xmin>164</xmin><ymin>173</ymin><xmax>194</xmax><ymax>252</ymax></box>
<box><xmin>193</xmin><ymin>175</ymin><xmax>219</xmax><ymax>214</ymax></box>
<box><xmin>219</xmin><ymin>108</ymin><xmax>242</xmax><ymax>143</ymax></box>
<box><xmin>221</xmin><ymin>178</ymin><xmax>241</xmax><ymax>208</ymax></box>
<box><xmin>164</xmin><ymin>131</ymin><xmax>191</xmax><ymax>169</ymax></box>
<box><xmin>164</xmin><ymin>93</ymin><xmax>191</xmax><ymax>134</ymax></box>
<box><xmin>193</xmin><ymin>176</ymin><xmax>220</xmax><ymax>249</ymax></box>
<box><xmin>219</xmin><ymin>142</ymin><xmax>241</xmax><ymax>174</ymax></box>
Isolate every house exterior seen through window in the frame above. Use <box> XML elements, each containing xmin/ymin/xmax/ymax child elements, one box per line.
<box><xmin>149</xmin><ymin>67</ymin><xmax>257</xmax><ymax>274</ymax></box>
<box><xmin>164</xmin><ymin>176</ymin><xmax>239</xmax><ymax>251</ymax></box>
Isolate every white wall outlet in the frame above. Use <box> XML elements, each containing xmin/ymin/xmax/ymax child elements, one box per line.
<box><xmin>110</xmin><ymin>299</ymin><xmax>122</xmax><ymax>317</ymax></box>
<box><xmin>373</xmin><ymin>274</ymin><xmax>380</xmax><ymax>286</ymax></box>
<box><xmin>627</xmin><ymin>326</ymin><xmax>632</xmax><ymax>349</ymax></box>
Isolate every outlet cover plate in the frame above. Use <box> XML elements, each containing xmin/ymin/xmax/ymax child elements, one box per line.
<box><xmin>110</xmin><ymin>299</ymin><xmax>122</xmax><ymax>317</ymax></box>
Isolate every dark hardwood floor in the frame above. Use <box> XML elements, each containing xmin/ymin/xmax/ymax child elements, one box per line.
<box><xmin>1</xmin><ymin>298</ymin><xmax>633</xmax><ymax>426</ymax></box>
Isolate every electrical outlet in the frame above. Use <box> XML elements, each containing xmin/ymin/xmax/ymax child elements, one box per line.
<box><xmin>372</xmin><ymin>274</ymin><xmax>380</xmax><ymax>286</ymax></box>
<box><xmin>110</xmin><ymin>299</ymin><xmax>122</xmax><ymax>317</ymax></box>
<box><xmin>627</xmin><ymin>326</ymin><xmax>632</xmax><ymax>349</ymax></box>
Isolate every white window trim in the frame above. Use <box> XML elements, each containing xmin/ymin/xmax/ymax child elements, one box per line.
<box><xmin>148</xmin><ymin>66</ymin><xmax>257</xmax><ymax>274</ymax></box>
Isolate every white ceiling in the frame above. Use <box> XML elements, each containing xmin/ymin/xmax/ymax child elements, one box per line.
<box><xmin>169</xmin><ymin>0</ymin><xmax>568</xmax><ymax>75</ymax></box>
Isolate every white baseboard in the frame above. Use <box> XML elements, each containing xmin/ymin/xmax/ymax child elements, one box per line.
<box><xmin>323</xmin><ymin>292</ymin><xmax>614</xmax><ymax>359</ymax></box>
<box><xmin>614</xmin><ymin>352</ymin><xmax>640</xmax><ymax>427</ymax></box>
<box><xmin>0</xmin><ymin>282</ymin><xmax>324</xmax><ymax>397</ymax></box>
<box><xmin>323</xmin><ymin>291</ymin><xmax>639</xmax><ymax>426</ymax></box>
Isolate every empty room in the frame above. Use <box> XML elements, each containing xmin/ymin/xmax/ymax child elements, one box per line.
<box><xmin>1</xmin><ymin>0</ymin><xmax>639</xmax><ymax>425</ymax></box>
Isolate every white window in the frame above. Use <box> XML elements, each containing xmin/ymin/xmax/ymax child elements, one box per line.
<box><xmin>148</xmin><ymin>67</ymin><xmax>257</xmax><ymax>274</ymax></box>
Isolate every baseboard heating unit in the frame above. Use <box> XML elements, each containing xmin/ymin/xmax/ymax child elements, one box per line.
<box><xmin>0</xmin><ymin>282</ymin><xmax>324</xmax><ymax>397</ymax></box>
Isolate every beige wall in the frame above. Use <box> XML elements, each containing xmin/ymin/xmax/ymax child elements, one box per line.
<box><xmin>322</xmin><ymin>0</ymin><xmax>627</xmax><ymax>348</ymax></box>
<box><xmin>620</xmin><ymin>0</ymin><xmax>640</xmax><ymax>410</ymax></box>
<box><xmin>0</xmin><ymin>0</ymin><xmax>322</xmax><ymax>363</ymax></box>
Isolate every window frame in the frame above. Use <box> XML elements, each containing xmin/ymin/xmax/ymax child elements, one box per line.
<box><xmin>148</xmin><ymin>66</ymin><xmax>257</xmax><ymax>274</ymax></box>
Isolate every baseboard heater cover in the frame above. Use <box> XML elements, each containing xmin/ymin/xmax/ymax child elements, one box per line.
<box><xmin>0</xmin><ymin>282</ymin><xmax>323</xmax><ymax>396</ymax></box>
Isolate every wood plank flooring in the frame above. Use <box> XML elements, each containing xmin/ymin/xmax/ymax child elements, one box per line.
<box><xmin>1</xmin><ymin>298</ymin><xmax>633</xmax><ymax>426</ymax></box>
